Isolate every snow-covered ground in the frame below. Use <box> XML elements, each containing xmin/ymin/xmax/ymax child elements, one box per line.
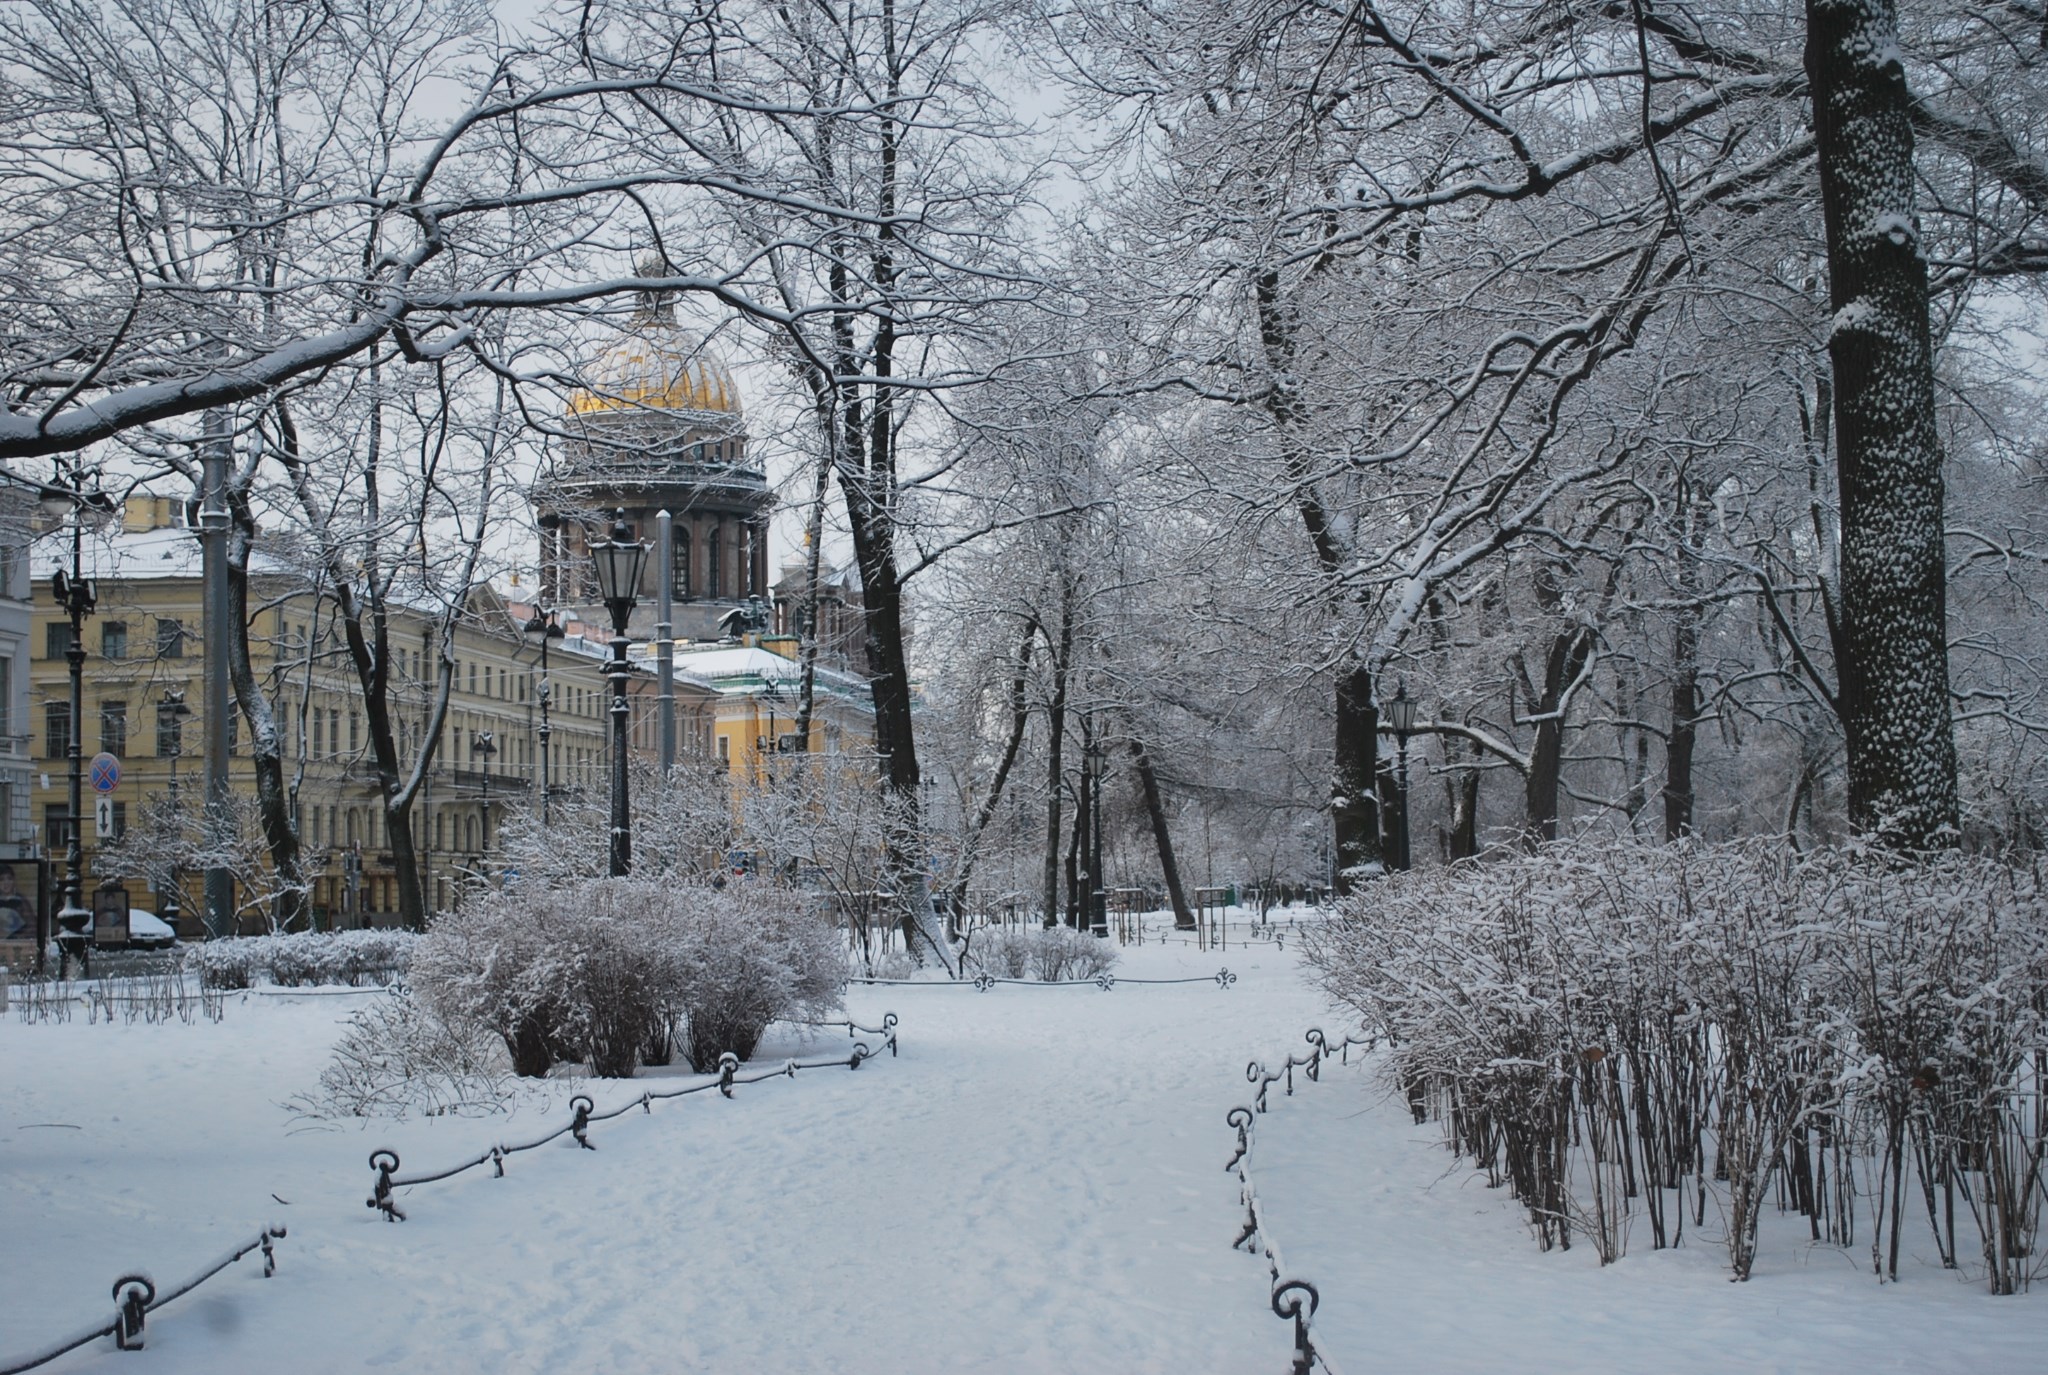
<box><xmin>4</xmin><ymin>917</ymin><xmax>2044</xmax><ymax>1372</ymax></box>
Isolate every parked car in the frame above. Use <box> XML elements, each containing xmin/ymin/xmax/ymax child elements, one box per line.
<box><xmin>73</xmin><ymin>909</ymin><xmax>178</xmax><ymax>952</ymax></box>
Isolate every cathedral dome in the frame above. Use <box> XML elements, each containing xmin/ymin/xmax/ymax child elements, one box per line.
<box><xmin>567</xmin><ymin>325</ymin><xmax>744</xmax><ymax>419</ymax></box>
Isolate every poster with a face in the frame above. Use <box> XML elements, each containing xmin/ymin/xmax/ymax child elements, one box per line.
<box><xmin>0</xmin><ymin>864</ymin><xmax>29</xmax><ymax>940</ymax></box>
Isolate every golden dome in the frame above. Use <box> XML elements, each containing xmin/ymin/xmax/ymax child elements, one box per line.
<box><xmin>568</xmin><ymin>326</ymin><xmax>743</xmax><ymax>418</ymax></box>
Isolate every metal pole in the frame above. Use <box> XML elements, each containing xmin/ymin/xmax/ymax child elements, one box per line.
<box><xmin>57</xmin><ymin>502</ymin><xmax>89</xmax><ymax>973</ymax></box>
<box><xmin>656</xmin><ymin>510</ymin><xmax>675</xmax><ymax>775</ymax></box>
<box><xmin>608</xmin><ymin>628</ymin><xmax>631</xmax><ymax>876</ymax></box>
<box><xmin>537</xmin><ymin>633</ymin><xmax>552</xmax><ymax>825</ymax></box>
<box><xmin>1090</xmin><ymin>742</ymin><xmax>1107</xmax><ymax>936</ymax></box>
<box><xmin>1396</xmin><ymin>734</ymin><xmax>1411</xmax><ymax>872</ymax></box>
<box><xmin>199</xmin><ymin>415</ymin><xmax>234</xmax><ymax>937</ymax></box>
<box><xmin>479</xmin><ymin>733</ymin><xmax>492</xmax><ymax>856</ymax></box>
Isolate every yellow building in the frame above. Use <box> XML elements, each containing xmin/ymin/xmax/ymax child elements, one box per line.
<box><xmin>29</xmin><ymin>498</ymin><xmax>637</xmax><ymax>930</ymax></box>
<box><xmin>651</xmin><ymin>634</ymin><xmax>876</xmax><ymax>784</ymax></box>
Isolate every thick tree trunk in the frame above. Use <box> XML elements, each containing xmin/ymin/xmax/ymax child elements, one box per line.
<box><xmin>1129</xmin><ymin>735</ymin><xmax>1195</xmax><ymax>929</ymax></box>
<box><xmin>1333</xmin><ymin>664</ymin><xmax>1383</xmax><ymax>889</ymax></box>
<box><xmin>1523</xmin><ymin>626</ymin><xmax>1595</xmax><ymax>845</ymax></box>
<box><xmin>1447</xmin><ymin>735</ymin><xmax>1481</xmax><ymax>861</ymax></box>
<box><xmin>1663</xmin><ymin>495</ymin><xmax>1704</xmax><ymax>839</ymax></box>
<box><xmin>1039</xmin><ymin>592</ymin><xmax>1073</xmax><ymax>927</ymax></box>
<box><xmin>1807</xmin><ymin>0</ymin><xmax>1959</xmax><ymax>848</ymax></box>
<box><xmin>1377</xmin><ymin>747</ymin><xmax>1407</xmax><ymax>871</ymax></box>
<box><xmin>223</xmin><ymin>498</ymin><xmax>306</xmax><ymax>931</ymax></box>
<box><xmin>1256</xmin><ymin>275</ymin><xmax>1383</xmax><ymax>894</ymax></box>
<box><xmin>1663</xmin><ymin>616</ymin><xmax>1699</xmax><ymax>841</ymax></box>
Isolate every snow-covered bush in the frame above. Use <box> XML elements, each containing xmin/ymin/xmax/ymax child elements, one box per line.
<box><xmin>676</xmin><ymin>885</ymin><xmax>844</xmax><ymax>1072</ymax></box>
<box><xmin>963</xmin><ymin>925</ymin><xmax>1119</xmax><ymax>982</ymax></box>
<box><xmin>965</xmin><ymin>925</ymin><xmax>1033</xmax><ymax>979</ymax></box>
<box><xmin>1301</xmin><ymin>838</ymin><xmax>2048</xmax><ymax>1290</ymax></box>
<box><xmin>411</xmin><ymin>879</ymin><xmax>845</xmax><ymax>1079</ymax></box>
<box><xmin>291</xmin><ymin>990</ymin><xmax>514</xmax><ymax>1120</ymax></box>
<box><xmin>185</xmin><ymin>929</ymin><xmax>416</xmax><ymax>990</ymax></box>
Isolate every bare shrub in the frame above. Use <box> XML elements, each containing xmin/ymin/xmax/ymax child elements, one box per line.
<box><xmin>291</xmin><ymin>991</ymin><xmax>513</xmax><ymax>1120</ymax></box>
<box><xmin>185</xmin><ymin>930</ymin><xmax>415</xmax><ymax>990</ymax></box>
<box><xmin>1301</xmin><ymin>838</ymin><xmax>2048</xmax><ymax>1290</ymax></box>
<box><xmin>412</xmin><ymin>879</ymin><xmax>845</xmax><ymax>1079</ymax></box>
<box><xmin>963</xmin><ymin>925</ymin><xmax>1119</xmax><ymax>982</ymax></box>
<box><xmin>965</xmin><ymin>926</ymin><xmax>1033</xmax><ymax>978</ymax></box>
<box><xmin>677</xmin><ymin>885</ymin><xmax>845</xmax><ymax>1072</ymax></box>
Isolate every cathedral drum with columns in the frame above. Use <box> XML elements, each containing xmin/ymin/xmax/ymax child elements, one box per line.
<box><xmin>536</xmin><ymin>291</ymin><xmax>770</xmax><ymax>640</ymax></box>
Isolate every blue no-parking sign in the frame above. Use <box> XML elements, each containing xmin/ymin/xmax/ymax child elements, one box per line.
<box><xmin>89</xmin><ymin>753</ymin><xmax>121</xmax><ymax>794</ymax></box>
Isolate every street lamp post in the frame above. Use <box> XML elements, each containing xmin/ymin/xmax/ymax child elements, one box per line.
<box><xmin>473</xmin><ymin>730</ymin><xmax>497</xmax><ymax>862</ymax></box>
<box><xmin>589</xmin><ymin>511</ymin><xmax>647</xmax><ymax>877</ymax></box>
<box><xmin>522</xmin><ymin>608</ymin><xmax>564</xmax><ymax>824</ymax></box>
<box><xmin>40</xmin><ymin>469</ymin><xmax>109</xmax><ymax>975</ymax></box>
<box><xmin>1085</xmin><ymin>736</ymin><xmax>1107</xmax><ymax>936</ymax></box>
<box><xmin>1384</xmin><ymin>682</ymin><xmax>1420</xmax><ymax>872</ymax></box>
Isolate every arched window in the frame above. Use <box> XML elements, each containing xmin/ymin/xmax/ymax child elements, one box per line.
<box><xmin>672</xmin><ymin>527</ymin><xmax>692</xmax><ymax>601</ymax></box>
<box><xmin>707</xmin><ymin>523</ymin><xmax>723</xmax><ymax>599</ymax></box>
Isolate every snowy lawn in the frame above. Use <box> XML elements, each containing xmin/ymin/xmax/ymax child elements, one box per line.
<box><xmin>5</xmin><ymin>919</ymin><xmax>2045</xmax><ymax>1373</ymax></box>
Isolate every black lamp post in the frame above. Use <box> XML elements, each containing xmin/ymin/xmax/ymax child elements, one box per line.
<box><xmin>589</xmin><ymin>511</ymin><xmax>647</xmax><ymax>876</ymax></box>
<box><xmin>523</xmin><ymin>608</ymin><xmax>565</xmax><ymax>824</ymax></box>
<box><xmin>1384</xmin><ymin>682</ymin><xmax>1420</xmax><ymax>872</ymax></box>
<box><xmin>41</xmin><ymin>473</ymin><xmax>105</xmax><ymax>975</ymax></box>
<box><xmin>473</xmin><ymin>729</ymin><xmax>497</xmax><ymax>861</ymax></box>
<box><xmin>1085</xmin><ymin>736</ymin><xmax>1108</xmax><ymax>936</ymax></box>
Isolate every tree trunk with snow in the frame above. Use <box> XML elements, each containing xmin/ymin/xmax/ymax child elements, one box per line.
<box><xmin>1806</xmin><ymin>0</ymin><xmax>1959</xmax><ymax>849</ymax></box>
<box><xmin>1333</xmin><ymin>665</ymin><xmax>1384</xmax><ymax>888</ymax></box>
<box><xmin>1129</xmin><ymin>735</ymin><xmax>1196</xmax><ymax>929</ymax></box>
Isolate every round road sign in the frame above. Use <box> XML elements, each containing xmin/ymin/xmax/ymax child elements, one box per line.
<box><xmin>89</xmin><ymin>753</ymin><xmax>121</xmax><ymax>793</ymax></box>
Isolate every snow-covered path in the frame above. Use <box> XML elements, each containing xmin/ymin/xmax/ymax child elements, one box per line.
<box><xmin>3</xmin><ymin>937</ymin><xmax>1323</xmax><ymax>1373</ymax></box>
<box><xmin>7</xmin><ymin>927</ymin><xmax>2048</xmax><ymax>1373</ymax></box>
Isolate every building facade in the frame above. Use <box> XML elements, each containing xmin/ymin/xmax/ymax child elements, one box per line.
<box><xmin>28</xmin><ymin>500</ymin><xmax>631</xmax><ymax>930</ymax></box>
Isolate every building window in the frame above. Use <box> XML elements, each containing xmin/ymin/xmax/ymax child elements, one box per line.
<box><xmin>226</xmin><ymin>711</ymin><xmax>238</xmax><ymax>753</ymax></box>
<box><xmin>45</xmin><ymin>623</ymin><xmax>71</xmax><ymax>660</ymax></box>
<box><xmin>107</xmin><ymin>801</ymin><xmax>127</xmax><ymax>839</ymax></box>
<box><xmin>349</xmin><ymin>712</ymin><xmax>359</xmax><ymax>754</ymax></box>
<box><xmin>0</xmin><ymin>653</ymin><xmax>11</xmax><ymax>737</ymax></box>
<box><xmin>156</xmin><ymin>619</ymin><xmax>185</xmax><ymax>659</ymax></box>
<box><xmin>44</xmin><ymin>803</ymin><xmax>72</xmax><ymax>849</ymax></box>
<box><xmin>467</xmin><ymin>662</ymin><xmax>477</xmax><ymax>696</ymax></box>
<box><xmin>101</xmin><ymin>700</ymin><xmax>128</xmax><ymax>756</ymax></box>
<box><xmin>101</xmin><ymin>622</ymin><xmax>128</xmax><ymax>660</ymax></box>
<box><xmin>673</xmin><ymin>528</ymin><xmax>692</xmax><ymax>601</ymax></box>
<box><xmin>157</xmin><ymin>700</ymin><xmax>184</xmax><ymax>757</ymax></box>
<box><xmin>707</xmin><ymin>524</ymin><xmax>722</xmax><ymax>599</ymax></box>
<box><xmin>44</xmin><ymin>700</ymin><xmax>69</xmax><ymax>759</ymax></box>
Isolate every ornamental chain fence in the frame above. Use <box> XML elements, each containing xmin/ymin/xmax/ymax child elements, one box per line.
<box><xmin>1228</xmin><ymin>1027</ymin><xmax>1374</xmax><ymax>1375</ymax></box>
<box><xmin>368</xmin><ymin>1014</ymin><xmax>900</xmax><ymax>1221</ymax></box>
<box><xmin>0</xmin><ymin>1225</ymin><xmax>287</xmax><ymax>1375</ymax></box>
<box><xmin>852</xmin><ymin>969</ymin><xmax>1236</xmax><ymax>992</ymax></box>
